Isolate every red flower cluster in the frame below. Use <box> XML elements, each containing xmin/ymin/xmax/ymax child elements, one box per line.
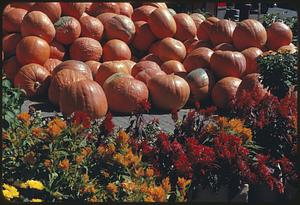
<box><xmin>72</xmin><ymin>111</ymin><xmax>91</xmax><ymax>128</ymax></box>
<box><xmin>103</xmin><ymin>112</ymin><xmax>115</xmax><ymax>134</ymax></box>
<box><xmin>214</xmin><ymin>132</ymin><xmax>242</xmax><ymax>160</ymax></box>
<box><xmin>174</xmin><ymin>153</ymin><xmax>193</xmax><ymax>177</ymax></box>
<box><xmin>157</xmin><ymin>132</ymin><xmax>171</xmax><ymax>153</ymax></box>
<box><xmin>171</xmin><ymin>109</ymin><xmax>179</xmax><ymax>122</ymax></box>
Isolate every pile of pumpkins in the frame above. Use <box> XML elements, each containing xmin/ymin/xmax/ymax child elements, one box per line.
<box><xmin>3</xmin><ymin>2</ymin><xmax>297</xmax><ymax>119</ymax></box>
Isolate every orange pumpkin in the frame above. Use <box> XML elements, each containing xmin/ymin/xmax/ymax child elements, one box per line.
<box><xmin>2</xmin><ymin>33</ymin><xmax>21</xmax><ymax>58</ymax></box>
<box><xmin>3</xmin><ymin>56</ymin><xmax>21</xmax><ymax>81</ymax></box>
<box><xmin>185</xmin><ymin>68</ymin><xmax>215</xmax><ymax>101</ymax></box>
<box><xmin>10</xmin><ymin>2</ymin><xmax>35</xmax><ymax>10</ymax></box>
<box><xmin>211</xmin><ymin>77</ymin><xmax>242</xmax><ymax>108</ymax></box>
<box><xmin>210</xmin><ymin>19</ymin><xmax>236</xmax><ymax>46</ymax></box>
<box><xmin>174</xmin><ymin>13</ymin><xmax>197</xmax><ymax>42</ymax></box>
<box><xmin>49</xmin><ymin>40</ymin><xmax>65</xmax><ymax>60</ymax></box>
<box><xmin>213</xmin><ymin>43</ymin><xmax>236</xmax><ymax>51</ymax></box>
<box><xmin>87</xmin><ymin>2</ymin><xmax>120</xmax><ymax>16</ymax></box>
<box><xmin>135</xmin><ymin>68</ymin><xmax>166</xmax><ymax>84</ymax></box>
<box><xmin>60</xmin><ymin>2</ymin><xmax>86</xmax><ymax>19</ymax></box>
<box><xmin>233</xmin><ymin>19</ymin><xmax>267</xmax><ymax>51</ymax></box>
<box><xmin>186</xmin><ymin>40</ymin><xmax>213</xmax><ymax>53</ymax></box>
<box><xmin>103</xmin><ymin>76</ymin><xmax>149</xmax><ymax>113</ymax></box>
<box><xmin>79</xmin><ymin>15</ymin><xmax>104</xmax><ymax>41</ymax></box>
<box><xmin>241</xmin><ymin>47</ymin><xmax>263</xmax><ymax>74</ymax></box>
<box><xmin>142</xmin><ymin>2</ymin><xmax>168</xmax><ymax>8</ymax></box>
<box><xmin>118</xmin><ymin>2</ymin><xmax>133</xmax><ymax>17</ymax></box>
<box><xmin>21</xmin><ymin>11</ymin><xmax>56</xmax><ymax>43</ymax></box>
<box><xmin>14</xmin><ymin>63</ymin><xmax>51</xmax><ymax>97</ymax></box>
<box><xmin>48</xmin><ymin>69</ymin><xmax>91</xmax><ymax>105</ymax></box>
<box><xmin>30</xmin><ymin>2</ymin><xmax>62</xmax><ymax>23</ymax></box>
<box><xmin>197</xmin><ymin>16</ymin><xmax>219</xmax><ymax>41</ymax></box>
<box><xmin>85</xmin><ymin>60</ymin><xmax>101</xmax><ymax>79</ymax></box>
<box><xmin>121</xmin><ymin>60</ymin><xmax>136</xmax><ymax>74</ymax></box>
<box><xmin>132</xmin><ymin>21</ymin><xmax>157</xmax><ymax>51</ymax></box>
<box><xmin>267</xmin><ymin>22</ymin><xmax>293</xmax><ymax>50</ymax></box>
<box><xmin>158</xmin><ymin>37</ymin><xmax>186</xmax><ymax>62</ymax></box>
<box><xmin>60</xmin><ymin>79</ymin><xmax>108</xmax><ymax>118</ymax></box>
<box><xmin>140</xmin><ymin>53</ymin><xmax>163</xmax><ymax>66</ymax></box>
<box><xmin>43</xmin><ymin>58</ymin><xmax>62</xmax><ymax>74</ymax></box>
<box><xmin>149</xmin><ymin>41</ymin><xmax>161</xmax><ymax>56</ymax></box>
<box><xmin>54</xmin><ymin>16</ymin><xmax>81</xmax><ymax>45</ymax></box>
<box><xmin>190</xmin><ymin>13</ymin><xmax>205</xmax><ymax>29</ymax></box>
<box><xmin>183</xmin><ymin>47</ymin><xmax>214</xmax><ymax>72</ymax></box>
<box><xmin>52</xmin><ymin>60</ymin><xmax>93</xmax><ymax>79</ymax></box>
<box><xmin>102</xmin><ymin>39</ymin><xmax>131</xmax><ymax>61</ymax></box>
<box><xmin>16</xmin><ymin>36</ymin><xmax>50</xmax><ymax>66</ymax></box>
<box><xmin>3</xmin><ymin>8</ymin><xmax>27</xmax><ymax>32</ymax></box>
<box><xmin>148</xmin><ymin>74</ymin><xmax>190</xmax><ymax>111</ymax></box>
<box><xmin>96</xmin><ymin>12</ymin><xmax>117</xmax><ymax>25</ymax></box>
<box><xmin>149</xmin><ymin>8</ymin><xmax>177</xmax><ymax>39</ymax></box>
<box><xmin>131</xmin><ymin>5</ymin><xmax>156</xmax><ymax>22</ymax></box>
<box><xmin>105</xmin><ymin>14</ymin><xmax>135</xmax><ymax>43</ymax></box>
<box><xmin>70</xmin><ymin>37</ymin><xmax>102</xmax><ymax>61</ymax></box>
<box><xmin>161</xmin><ymin>60</ymin><xmax>186</xmax><ymax>77</ymax></box>
<box><xmin>131</xmin><ymin>61</ymin><xmax>161</xmax><ymax>77</ymax></box>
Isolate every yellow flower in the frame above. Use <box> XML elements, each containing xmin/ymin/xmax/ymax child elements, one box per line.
<box><xmin>145</xmin><ymin>168</ymin><xmax>154</xmax><ymax>177</ymax></box>
<box><xmin>106</xmin><ymin>183</ymin><xmax>118</xmax><ymax>194</ymax></box>
<box><xmin>3</xmin><ymin>189</ymin><xmax>13</xmax><ymax>200</ymax></box>
<box><xmin>121</xmin><ymin>181</ymin><xmax>136</xmax><ymax>192</ymax></box>
<box><xmin>83</xmin><ymin>184</ymin><xmax>95</xmax><ymax>193</ymax></box>
<box><xmin>177</xmin><ymin>177</ymin><xmax>191</xmax><ymax>190</ymax></box>
<box><xmin>31</xmin><ymin>198</ymin><xmax>43</xmax><ymax>202</ymax></box>
<box><xmin>26</xmin><ymin>180</ymin><xmax>45</xmax><ymax>190</ymax></box>
<box><xmin>144</xmin><ymin>196</ymin><xmax>155</xmax><ymax>202</ymax></box>
<box><xmin>83</xmin><ymin>174</ymin><xmax>89</xmax><ymax>183</ymax></box>
<box><xmin>241</xmin><ymin>127</ymin><xmax>253</xmax><ymax>142</ymax></box>
<box><xmin>2</xmin><ymin>184</ymin><xmax>19</xmax><ymax>200</ymax></box>
<box><xmin>162</xmin><ymin>177</ymin><xmax>171</xmax><ymax>192</ymax></box>
<box><xmin>89</xmin><ymin>195</ymin><xmax>98</xmax><ymax>202</ymax></box>
<box><xmin>147</xmin><ymin>186</ymin><xmax>166</xmax><ymax>202</ymax></box>
<box><xmin>20</xmin><ymin>182</ymin><xmax>27</xmax><ymax>189</ymax></box>
<box><xmin>58</xmin><ymin>159</ymin><xmax>70</xmax><ymax>170</ymax></box>
<box><xmin>218</xmin><ymin>116</ymin><xmax>229</xmax><ymax>128</ymax></box>
<box><xmin>228</xmin><ymin>118</ymin><xmax>253</xmax><ymax>142</ymax></box>
<box><xmin>117</xmin><ymin>130</ymin><xmax>129</xmax><ymax>144</ymax></box>
<box><xmin>17</xmin><ymin>112</ymin><xmax>30</xmax><ymax>125</ymax></box>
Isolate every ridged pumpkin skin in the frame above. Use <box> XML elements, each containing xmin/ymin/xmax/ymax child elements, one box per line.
<box><xmin>211</xmin><ymin>77</ymin><xmax>242</xmax><ymax>109</ymax></box>
<box><xmin>60</xmin><ymin>79</ymin><xmax>108</xmax><ymax>118</ymax></box>
<box><xmin>119</xmin><ymin>2</ymin><xmax>133</xmax><ymax>17</ymax></box>
<box><xmin>49</xmin><ymin>40</ymin><xmax>65</xmax><ymax>60</ymax></box>
<box><xmin>96</xmin><ymin>12</ymin><xmax>117</xmax><ymax>25</ymax></box>
<box><xmin>60</xmin><ymin>2</ymin><xmax>86</xmax><ymax>19</ymax></box>
<box><xmin>10</xmin><ymin>2</ymin><xmax>35</xmax><ymax>10</ymax></box>
<box><xmin>132</xmin><ymin>5</ymin><xmax>156</xmax><ymax>22</ymax></box>
<box><xmin>85</xmin><ymin>60</ymin><xmax>101</xmax><ymax>79</ymax></box>
<box><xmin>79</xmin><ymin>15</ymin><xmax>104</xmax><ymax>41</ymax></box>
<box><xmin>43</xmin><ymin>58</ymin><xmax>62</xmax><ymax>74</ymax></box>
<box><xmin>21</xmin><ymin>11</ymin><xmax>56</xmax><ymax>43</ymax></box>
<box><xmin>3</xmin><ymin>8</ymin><xmax>27</xmax><ymax>32</ymax></box>
<box><xmin>213</xmin><ymin>43</ymin><xmax>236</xmax><ymax>51</ymax></box>
<box><xmin>135</xmin><ymin>68</ymin><xmax>166</xmax><ymax>84</ymax></box>
<box><xmin>161</xmin><ymin>60</ymin><xmax>186</xmax><ymax>76</ymax></box>
<box><xmin>30</xmin><ymin>2</ymin><xmax>62</xmax><ymax>23</ymax></box>
<box><xmin>95</xmin><ymin>61</ymin><xmax>131</xmax><ymax>86</ymax></box>
<box><xmin>131</xmin><ymin>61</ymin><xmax>161</xmax><ymax>77</ymax></box>
<box><xmin>70</xmin><ymin>37</ymin><xmax>102</xmax><ymax>61</ymax></box>
<box><xmin>190</xmin><ymin>13</ymin><xmax>205</xmax><ymax>29</ymax></box>
<box><xmin>16</xmin><ymin>36</ymin><xmax>50</xmax><ymax>66</ymax></box>
<box><xmin>143</xmin><ymin>2</ymin><xmax>168</xmax><ymax>8</ymax></box>
<box><xmin>102</xmin><ymin>39</ymin><xmax>131</xmax><ymax>61</ymax></box>
<box><xmin>14</xmin><ymin>63</ymin><xmax>50</xmax><ymax>97</ymax></box>
<box><xmin>210</xmin><ymin>19</ymin><xmax>236</xmax><ymax>46</ymax></box>
<box><xmin>186</xmin><ymin>68</ymin><xmax>215</xmax><ymax>101</ymax></box>
<box><xmin>158</xmin><ymin>37</ymin><xmax>186</xmax><ymax>62</ymax></box>
<box><xmin>173</xmin><ymin>13</ymin><xmax>197</xmax><ymax>41</ymax></box>
<box><xmin>183</xmin><ymin>47</ymin><xmax>214</xmax><ymax>72</ymax></box>
<box><xmin>54</xmin><ymin>16</ymin><xmax>81</xmax><ymax>45</ymax></box>
<box><xmin>210</xmin><ymin>50</ymin><xmax>246</xmax><ymax>78</ymax></box>
<box><xmin>147</xmin><ymin>74</ymin><xmax>190</xmax><ymax>111</ymax></box>
<box><xmin>132</xmin><ymin>21</ymin><xmax>156</xmax><ymax>51</ymax></box>
<box><xmin>103</xmin><ymin>77</ymin><xmax>149</xmax><ymax>113</ymax></box>
<box><xmin>48</xmin><ymin>69</ymin><xmax>91</xmax><ymax>105</ymax></box>
<box><xmin>88</xmin><ymin>2</ymin><xmax>120</xmax><ymax>16</ymax></box>
<box><xmin>122</xmin><ymin>60</ymin><xmax>136</xmax><ymax>74</ymax></box>
<box><xmin>197</xmin><ymin>16</ymin><xmax>219</xmax><ymax>41</ymax></box>
<box><xmin>2</xmin><ymin>33</ymin><xmax>22</xmax><ymax>58</ymax></box>
<box><xmin>236</xmin><ymin>73</ymin><xmax>267</xmax><ymax>102</ymax></box>
<box><xmin>149</xmin><ymin>8</ymin><xmax>177</xmax><ymax>39</ymax></box>
<box><xmin>278</xmin><ymin>43</ymin><xmax>297</xmax><ymax>54</ymax></box>
<box><xmin>186</xmin><ymin>40</ymin><xmax>213</xmax><ymax>54</ymax></box>
<box><xmin>140</xmin><ymin>54</ymin><xmax>163</xmax><ymax>66</ymax></box>
<box><xmin>3</xmin><ymin>56</ymin><xmax>21</xmax><ymax>81</ymax></box>
<box><xmin>267</xmin><ymin>22</ymin><xmax>293</xmax><ymax>50</ymax></box>
<box><xmin>233</xmin><ymin>19</ymin><xmax>267</xmax><ymax>51</ymax></box>
<box><xmin>105</xmin><ymin>15</ymin><xmax>136</xmax><ymax>43</ymax></box>
<box><xmin>241</xmin><ymin>47</ymin><xmax>263</xmax><ymax>74</ymax></box>
<box><xmin>52</xmin><ymin>60</ymin><xmax>93</xmax><ymax>79</ymax></box>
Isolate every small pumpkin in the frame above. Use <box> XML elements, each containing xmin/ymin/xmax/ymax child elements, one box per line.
<box><xmin>85</xmin><ymin>60</ymin><xmax>101</xmax><ymax>79</ymax></box>
<box><xmin>186</xmin><ymin>40</ymin><xmax>213</xmax><ymax>54</ymax></box>
<box><xmin>16</xmin><ymin>36</ymin><xmax>50</xmax><ymax>66</ymax></box>
<box><xmin>43</xmin><ymin>58</ymin><xmax>62</xmax><ymax>74</ymax></box>
<box><xmin>54</xmin><ymin>16</ymin><xmax>81</xmax><ymax>45</ymax></box>
<box><xmin>161</xmin><ymin>60</ymin><xmax>186</xmax><ymax>77</ymax></box>
<box><xmin>21</xmin><ymin>11</ymin><xmax>56</xmax><ymax>43</ymax></box>
<box><xmin>210</xmin><ymin>19</ymin><xmax>236</xmax><ymax>46</ymax></box>
<box><xmin>241</xmin><ymin>47</ymin><xmax>263</xmax><ymax>74</ymax></box>
<box><xmin>135</xmin><ymin>68</ymin><xmax>166</xmax><ymax>84</ymax></box>
<box><xmin>3</xmin><ymin>8</ymin><xmax>27</xmax><ymax>33</ymax></box>
<box><xmin>87</xmin><ymin>2</ymin><xmax>120</xmax><ymax>16</ymax></box>
<box><xmin>52</xmin><ymin>60</ymin><xmax>93</xmax><ymax>79</ymax></box>
<box><xmin>213</xmin><ymin>43</ymin><xmax>236</xmax><ymax>51</ymax></box>
<box><xmin>197</xmin><ymin>16</ymin><xmax>219</xmax><ymax>41</ymax></box>
<box><xmin>14</xmin><ymin>63</ymin><xmax>51</xmax><ymax>97</ymax></box>
<box><xmin>132</xmin><ymin>21</ymin><xmax>157</xmax><ymax>51</ymax></box>
<box><xmin>183</xmin><ymin>47</ymin><xmax>214</xmax><ymax>72</ymax></box>
<box><xmin>60</xmin><ymin>79</ymin><xmax>108</xmax><ymax>118</ymax></box>
<box><xmin>131</xmin><ymin>61</ymin><xmax>161</xmax><ymax>77</ymax></box>
<box><xmin>173</xmin><ymin>13</ymin><xmax>197</xmax><ymax>42</ymax></box>
<box><xmin>147</xmin><ymin>74</ymin><xmax>190</xmax><ymax>111</ymax></box>
<box><xmin>96</xmin><ymin>12</ymin><xmax>117</xmax><ymax>25</ymax></box>
<box><xmin>211</xmin><ymin>77</ymin><xmax>242</xmax><ymax>109</ymax></box>
<box><xmin>140</xmin><ymin>53</ymin><xmax>163</xmax><ymax>66</ymax></box>
<box><xmin>3</xmin><ymin>56</ymin><xmax>21</xmax><ymax>81</ymax></box>
<box><xmin>2</xmin><ymin>33</ymin><xmax>22</xmax><ymax>58</ymax></box>
<box><xmin>190</xmin><ymin>13</ymin><xmax>205</xmax><ymax>29</ymax></box>
<box><xmin>267</xmin><ymin>22</ymin><xmax>293</xmax><ymax>50</ymax></box>
<box><xmin>49</xmin><ymin>40</ymin><xmax>65</xmax><ymax>60</ymax></box>
<box><xmin>60</xmin><ymin>2</ymin><xmax>86</xmax><ymax>19</ymax></box>
<box><xmin>131</xmin><ymin>5</ymin><xmax>156</xmax><ymax>22</ymax></box>
<box><xmin>102</xmin><ymin>39</ymin><xmax>131</xmax><ymax>61</ymax></box>
<box><xmin>30</xmin><ymin>2</ymin><xmax>62</xmax><ymax>23</ymax></box>
<box><xmin>118</xmin><ymin>2</ymin><xmax>133</xmax><ymax>17</ymax></box>
<box><xmin>70</xmin><ymin>37</ymin><xmax>102</xmax><ymax>61</ymax></box>
<box><xmin>79</xmin><ymin>15</ymin><xmax>104</xmax><ymax>41</ymax></box>
<box><xmin>158</xmin><ymin>37</ymin><xmax>186</xmax><ymax>62</ymax></box>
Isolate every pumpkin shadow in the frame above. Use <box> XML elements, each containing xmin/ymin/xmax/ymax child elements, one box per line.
<box><xmin>28</xmin><ymin>101</ymin><xmax>59</xmax><ymax>113</ymax></box>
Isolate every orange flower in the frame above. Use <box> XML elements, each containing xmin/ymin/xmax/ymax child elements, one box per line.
<box><xmin>32</xmin><ymin>127</ymin><xmax>42</xmax><ymax>138</ymax></box>
<box><xmin>140</xmin><ymin>182</ymin><xmax>148</xmax><ymax>193</ymax></box>
<box><xmin>147</xmin><ymin>186</ymin><xmax>166</xmax><ymax>202</ymax></box>
<box><xmin>84</xmin><ymin>184</ymin><xmax>95</xmax><ymax>193</ymax></box>
<box><xmin>145</xmin><ymin>168</ymin><xmax>154</xmax><ymax>177</ymax></box>
<box><xmin>97</xmin><ymin>145</ymin><xmax>106</xmax><ymax>155</ymax></box>
<box><xmin>106</xmin><ymin>183</ymin><xmax>118</xmax><ymax>194</ymax></box>
<box><xmin>162</xmin><ymin>177</ymin><xmax>171</xmax><ymax>192</ymax></box>
<box><xmin>101</xmin><ymin>170</ymin><xmax>110</xmax><ymax>178</ymax></box>
<box><xmin>89</xmin><ymin>195</ymin><xmax>97</xmax><ymax>202</ymax></box>
<box><xmin>177</xmin><ymin>177</ymin><xmax>191</xmax><ymax>190</ymax></box>
<box><xmin>117</xmin><ymin>130</ymin><xmax>129</xmax><ymax>144</ymax></box>
<box><xmin>44</xmin><ymin>159</ymin><xmax>52</xmax><ymax>168</ymax></box>
<box><xmin>81</xmin><ymin>147</ymin><xmax>92</xmax><ymax>157</ymax></box>
<box><xmin>107</xmin><ymin>143</ymin><xmax>116</xmax><ymax>155</ymax></box>
<box><xmin>75</xmin><ymin>155</ymin><xmax>85</xmax><ymax>164</ymax></box>
<box><xmin>17</xmin><ymin>112</ymin><xmax>30</xmax><ymax>125</ymax></box>
<box><xmin>49</xmin><ymin>118</ymin><xmax>67</xmax><ymax>129</ymax></box>
<box><xmin>58</xmin><ymin>159</ymin><xmax>70</xmax><ymax>170</ymax></box>
<box><xmin>47</xmin><ymin>124</ymin><xmax>62</xmax><ymax>137</ymax></box>
<box><xmin>135</xmin><ymin>167</ymin><xmax>145</xmax><ymax>177</ymax></box>
<box><xmin>144</xmin><ymin>196</ymin><xmax>155</xmax><ymax>202</ymax></box>
<box><xmin>83</xmin><ymin>174</ymin><xmax>89</xmax><ymax>183</ymax></box>
<box><xmin>121</xmin><ymin>181</ymin><xmax>136</xmax><ymax>192</ymax></box>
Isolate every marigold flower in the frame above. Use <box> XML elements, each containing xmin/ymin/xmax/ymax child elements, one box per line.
<box><xmin>144</xmin><ymin>196</ymin><xmax>155</xmax><ymax>202</ymax></box>
<box><xmin>121</xmin><ymin>181</ymin><xmax>136</xmax><ymax>192</ymax></box>
<box><xmin>32</xmin><ymin>127</ymin><xmax>42</xmax><ymax>138</ymax></box>
<box><xmin>75</xmin><ymin>155</ymin><xmax>85</xmax><ymax>164</ymax></box>
<box><xmin>135</xmin><ymin>167</ymin><xmax>145</xmax><ymax>177</ymax></box>
<box><xmin>47</xmin><ymin>124</ymin><xmax>62</xmax><ymax>137</ymax></box>
<box><xmin>58</xmin><ymin>159</ymin><xmax>70</xmax><ymax>170</ymax></box>
<box><xmin>218</xmin><ymin>116</ymin><xmax>228</xmax><ymax>127</ymax></box>
<box><xmin>140</xmin><ymin>182</ymin><xmax>148</xmax><ymax>193</ymax></box>
<box><xmin>107</xmin><ymin>143</ymin><xmax>116</xmax><ymax>155</ymax></box>
<box><xmin>31</xmin><ymin>198</ymin><xmax>43</xmax><ymax>202</ymax></box>
<box><xmin>147</xmin><ymin>186</ymin><xmax>166</xmax><ymax>202</ymax></box>
<box><xmin>83</xmin><ymin>174</ymin><xmax>89</xmax><ymax>183</ymax></box>
<box><xmin>97</xmin><ymin>145</ymin><xmax>106</xmax><ymax>155</ymax></box>
<box><xmin>145</xmin><ymin>168</ymin><xmax>154</xmax><ymax>177</ymax></box>
<box><xmin>117</xmin><ymin>130</ymin><xmax>129</xmax><ymax>144</ymax></box>
<box><xmin>162</xmin><ymin>177</ymin><xmax>171</xmax><ymax>192</ymax></box>
<box><xmin>2</xmin><ymin>184</ymin><xmax>19</xmax><ymax>200</ymax></box>
<box><xmin>84</xmin><ymin>184</ymin><xmax>95</xmax><ymax>193</ymax></box>
<box><xmin>106</xmin><ymin>183</ymin><xmax>118</xmax><ymax>194</ymax></box>
<box><xmin>25</xmin><ymin>180</ymin><xmax>45</xmax><ymax>190</ymax></box>
<box><xmin>81</xmin><ymin>147</ymin><xmax>92</xmax><ymax>157</ymax></box>
<box><xmin>177</xmin><ymin>177</ymin><xmax>191</xmax><ymax>190</ymax></box>
<box><xmin>44</xmin><ymin>159</ymin><xmax>52</xmax><ymax>168</ymax></box>
<box><xmin>17</xmin><ymin>112</ymin><xmax>30</xmax><ymax>125</ymax></box>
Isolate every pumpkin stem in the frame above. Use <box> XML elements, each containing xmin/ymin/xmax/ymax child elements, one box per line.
<box><xmin>34</xmin><ymin>82</ymin><xmax>41</xmax><ymax>90</ymax></box>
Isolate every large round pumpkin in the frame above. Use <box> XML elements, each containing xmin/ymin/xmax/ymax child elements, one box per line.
<box><xmin>210</xmin><ymin>50</ymin><xmax>246</xmax><ymax>78</ymax></box>
<box><xmin>131</xmin><ymin>5</ymin><xmax>156</xmax><ymax>22</ymax></box>
<box><xmin>21</xmin><ymin>11</ymin><xmax>56</xmax><ymax>43</ymax></box>
<box><xmin>140</xmin><ymin>53</ymin><xmax>163</xmax><ymax>66</ymax></box>
<box><xmin>190</xmin><ymin>13</ymin><xmax>205</xmax><ymax>29</ymax></box>
<box><xmin>142</xmin><ymin>2</ymin><xmax>168</xmax><ymax>8</ymax></box>
<box><xmin>96</xmin><ymin>12</ymin><xmax>117</xmax><ymax>25</ymax></box>
<box><xmin>183</xmin><ymin>47</ymin><xmax>214</xmax><ymax>72</ymax></box>
<box><xmin>149</xmin><ymin>8</ymin><xmax>177</xmax><ymax>39</ymax></box>
<box><xmin>87</xmin><ymin>2</ymin><xmax>120</xmax><ymax>16</ymax></box>
<box><xmin>118</xmin><ymin>2</ymin><xmax>133</xmax><ymax>18</ymax></box>
<box><xmin>79</xmin><ymin>15</ymin><xmax>104</xmax><ymax>41</ymax></box>
<box><xmin>241</xmin><ymin>47</ymin><xmax>263</xmax><ymax>74</ymax></box>
<box><xmin>232</xmin><ymin>19</ymin><xmax>267</xmax><ymax>51</ymax></box>
<box><xmin>103</xmin><ymin>77</ymin><xmax>149</xmax><ymax>113</ymax></box>
<box><xmin>102</xmin><ymin>39</ymin><xmax>131</xmax><ymax>61</ymax></box>
<box><xmin>10</xmin><ymin>2</ymin><xmax>35</xmax><ymax>10</ymax></box>
<box><xmin>49</xmin><ymin>40</ymin><xmax>65</xmax><ymax>60</ymax></box>
<box><xmin>135</xmin><ymin>68</ymin><xmax>166</xmax><ymax>84</ymax></box>
<box><xmin>213</xmin><ymin>43</ymin><xmax>236</xmax><ymax>51</ymax></box>
<box><xmin>173</xmin><ymin>13</ymin><xmax>197</xmax><ymax>42</ymax></box>
<box><xmin>131</xmin><ymin>61</ymin><xmax>161</xmax><ymax>77</ymax></box>
<box><xmin>52</xmin><ymin>60</ymin><xmax>93</xmax><ymax>79</ymax></box>
<box><xmin>185</xmin><ymin>68</ymin><xmax>215</xmax><ymax>101</ymax></box>
<box><xmin>122</xmin><ymin>60</ymin><xmax>136</xmax><ymax>74</ymax></box>
<box><xmin>54</xmin><ymin>16</ymin><xmax>81</xmax><ymax>45</ymax></box>
<box><xmin>3</xmin><ymin>8</ymin><xmax>27</xmax><ymax>33</ymax></box>
<box><xmin>14</xmin><ymin>63</ymin><xmax>51</xmax><ymax>97</ymax></box>
<box><xmin>59</xmin><ymin>79</ymin><xmax>108</xmax><ymax>118</ymax></box>
<box><xmin>197</xmin><ymin>16</ymin><xmax>219</xmax><ymax>41</ymax></box>
<box><xmin>70</xmin><ymin>37</ymin><xmax>102</xmax><ymax>61</ymax></box>
<box><xmin>186</xmin><ymin>40</ymin><xmax>213</xmax><ymax>54</ymax></box>
<box><xmin>132</xmin><ymin>21</ymin><xmax>156</xmax><ymax>51</ymax></box>
<box><xmin>2</xmin><ymin>33</ymin><xmax>21</xmax><ymax>58</ymax></box>
<box><xmin>95</xmin><ymin>61</ymin><xmax>131</xmax><ymax>86</ymax></box>
<box><xmin>60</xmin><ymin>2</ymin><xmax>86</xmax><ymax>19</ymax></box>
<box><xmin>211</xmin><ymin>77</ymin><xmax>242</xmax><ymax>109</ymax></box>
<box><xmin>158</xmin><ymin>37</ymin><xmax>186</xmax><ymax>62</ymax></box>
<box><xmin>30</xmin><ymin>2</ymin><xmax>62</xmax><ymax>23</ymax></box>
<box><xmin>210</xmin><ymin>19</ymin><xmax>236</xmax><ymax>46</ymax></box>
<box><xmin>147</xmin><ymin>74</ymin><xmax>190</xmax><ymax>111</ymax></box>
<box><xmin>85</xmin><ymin>60</ymin><xmax>101</xmax><ymax>79</ymax></box>
<box><xmin>161</xmin><ymin>60</ymin><xmax>186</xmax><ymax>77</ymax></box>
<box><xmin>105</xmin><ymin>14</ymin><xmax>135</xmax><ymax>43</ymax></box>
<box><xmin>43</xmin><ymin>58</ymin><xmax>62</xmax><ymax>74</ymax></box>
<box><xmin>16</xmin><ymin>36</ymin><xmax>50</xmax><ymax>66</ymax></box>
<box><xmin>266</xmin><ymin>22</ymin><xmax>293</xmax><ymax>50</ymax></box>
<box><xmin>48</xmin><ymin>69</ymin><xmax>91</xmax><ymax>105</ymax></box>
<box><xmin>3</xmin><ymin>56</ymin><xmax>21</xmax><ymax>81</ymax></box>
